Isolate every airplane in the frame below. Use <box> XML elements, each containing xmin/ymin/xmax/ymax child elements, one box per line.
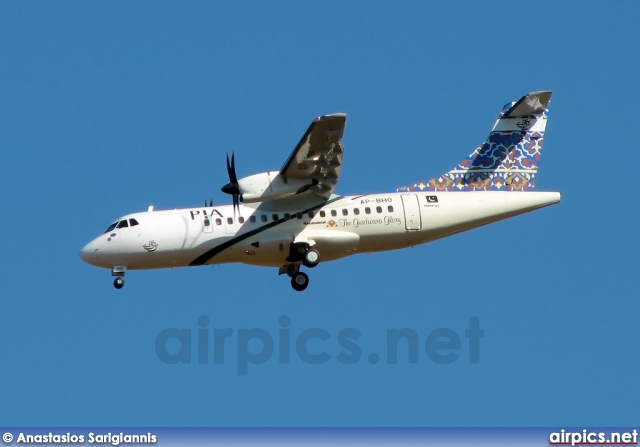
<box><xmin>80</xmin><ymin>91</ymin><xmax>560</xmax><ymax>292</ymax></box>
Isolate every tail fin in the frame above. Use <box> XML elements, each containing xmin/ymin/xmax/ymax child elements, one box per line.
<box><xmin>397</xmin><ymin>91</ymin><xmax>552</xmax><ymax>192</ymax></box>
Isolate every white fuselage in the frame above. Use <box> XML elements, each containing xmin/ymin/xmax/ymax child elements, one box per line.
<box><xmin>80</xmin><ymin>191</ymin><xmax>560</xmax><ymax>271</ymax></box>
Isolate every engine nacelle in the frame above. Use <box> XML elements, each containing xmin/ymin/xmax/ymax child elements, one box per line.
<box><xmin>237</xmin><ymin>171</ymin><xmax>315</xmax><ymax>203</ymax></box>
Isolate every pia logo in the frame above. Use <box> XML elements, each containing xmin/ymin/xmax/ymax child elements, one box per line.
<box><xmin>516</xmin><ymin>118</ymin><xmax>532</xmax><ymax>130</ymax></box>
<box><xmin>143</xmin><ymin>241</ymin><xmax>158</xmax><ymax>252</ymax></box>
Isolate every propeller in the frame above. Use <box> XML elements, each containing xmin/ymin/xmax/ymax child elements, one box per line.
<box><xmin>221</xmin><ymin>152</ymin><xmax>241</xmax><ymax>215</ymax></box>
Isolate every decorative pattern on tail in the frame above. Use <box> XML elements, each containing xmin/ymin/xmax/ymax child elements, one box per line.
<box><xmin>397</xmin><ymin>91</ymin><xmax>552</xmax><ymax>192</ymax></box>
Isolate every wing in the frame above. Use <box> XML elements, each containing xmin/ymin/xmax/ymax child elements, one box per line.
<box><xmin>279</xmin><ymin>113</ymin><xmax>346</xmax><ymax>199</ymax></box>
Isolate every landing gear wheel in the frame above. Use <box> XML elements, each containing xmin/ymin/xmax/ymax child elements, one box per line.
<box><xmin>114</xmin><ymin>277</ymin><xmax>125</xmax><ymax>289</ymax></box>
<box><xmin>303</xmin><ymin>248</ymin><xmax>320</xmax><ymax>268</ymax></box>
<box><xmin>291</xmin><ymin>272</ymin><xmax>309</xmax><ymax>292</ymax></box>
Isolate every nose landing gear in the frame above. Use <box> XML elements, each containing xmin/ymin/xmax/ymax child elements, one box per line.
<box><xmin>112</xmin><ymin>266</ymin><xmax>126</xmax><ymax>290</ymax></box>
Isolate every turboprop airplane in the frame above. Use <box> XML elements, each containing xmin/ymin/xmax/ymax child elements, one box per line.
<box><xmin>80</xmin><ymin>91</ymin><xmax>560</xmax><ymax>291</ymax></box>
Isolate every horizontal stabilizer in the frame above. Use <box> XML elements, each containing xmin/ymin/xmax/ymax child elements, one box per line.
<box><xmin>504</xmin><ymin>91</ymin><xmax>552</xmax><ymax>118</ymax></box>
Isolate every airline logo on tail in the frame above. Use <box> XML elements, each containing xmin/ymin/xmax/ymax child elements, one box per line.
<box><xmin>516</xmin><ymin>118</ymin><xmax>531</xmax><ymax>130</ymax></box>
<box><xmin>397</xmin><ymin>91</ymin><xmax>552</xmax><ymax>192</ymax></box>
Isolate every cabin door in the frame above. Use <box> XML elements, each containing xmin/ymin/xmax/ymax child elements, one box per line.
<box><xmin>401</xmin><ymin>194</ymin><xmax>422</xmax><ymax>230</ymax></box>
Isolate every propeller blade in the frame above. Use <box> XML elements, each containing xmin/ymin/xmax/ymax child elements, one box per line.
<box><xmin>221</xmin><ymin>152</ymin><xmax>241</xmax><ymax>196</ymax></box>
<box><xmin>233</xmin><ymin>194</ymin><xmax>240</xmax><ymax>217</ymax></box>
<box><xmin>227</xmin><ymin>152</ymin><xmax>238</xmax><ymax>185</ymax></box>
<box><xmin>222</xmin><ymin>152</ymin><xmax>242</xmax><ymax>217</ymax></box>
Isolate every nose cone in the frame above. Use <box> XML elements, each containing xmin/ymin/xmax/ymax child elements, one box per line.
<box><xmin>80</xmin><ymin>240</ymin><xmax>100</xmax><ymax>265</ymax></box>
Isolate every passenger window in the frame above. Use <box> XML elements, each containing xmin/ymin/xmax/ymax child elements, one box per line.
<box><xmin>296</xmin><ymin>213</ymin><xmax>303</xmax><ymax>219</ymax></box>
<box><xmin>353</xmin><ymin>208</ymin><xmax>360</xmax><ymax>215</ymax></box>
<box><xmin>261</xmin><ymin>215</ymin><xmax>268</xmax><ymax>222</ymax></box>
<box><xmin>227</xmin><ymin>217</ymin><xmax>233</xmax><ymax>225</ymax></box>
<box><xmin>388</xmin><ymin>205</ymin><xmax>394</xmax><ymax>212</ymax></box>
<box><xmin>129</xmin><ymin>218</ymin><xmax>139</xmax><ymax>226</ymax></box>
<box><xmin>376</xmin><ymin>206</ymin><xmax>382</xmax><ymax>213</ymax></box>
<box><xmin>331</xmin><ymin>210</ymin><xmax>337</xmax><ymax>217</ymax></box>
<box><xmin>365</xmin><ymin>207</ymin><xmax>371</xmax><ymax>214</ymax></box>
<box><xmin>249</xmin><ymin>216</ymin><xmax>256</xmax><ymax>223</ymax></box>
<box><xmin>273</xmin><ymin>214</ymin><xmax>279</xmax><ymax>221</ymax></box>
<box><xmin>238</xmin><ymin>217</ymin><xmax>245</xmax><ymax>223</ymax></box>
<box><xmin>320</xmin><ymin>211</ymin><xmax>326</xmax><ymax>218</ymax></box>
<box><xmin>284</xmin><ymin>213</ymin><xmax>291</xmax><ymax>220</ymax></box>
<box><xmin>215</xmin><ymin>218</ymin><xmax>222</xmax><ymax>225</ymax></box>
<box><xmin>342</xmin><ymin>209</ymin><xmax>348</xmax><ymax>216</ymax></box>
<box><xmin>204</xmin><ymin>217</ymin><xmax>211</xmax><ymax>227</ymax></box>
<box><xmin>117</xmin><ymin>220</ymin><xmax>129</xmax><ymax>228</ymax></box>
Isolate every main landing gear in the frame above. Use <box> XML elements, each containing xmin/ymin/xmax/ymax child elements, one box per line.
<box><xmin>291</xmin><ymin>271</ymin><xmax>309</xmax><ymax>292</ymax></box>
<box><xmin>280</xmin><ymin>264</ymin><xmax>311</xmax><ymax>292</ymax></box>
<box><xmin>112</xmin><ymin>266</ymin><xmax>126</xmax><ymax>289</ymax></box>
<box><xmin>303</xmin><ymin>248</ymin><xmax>320</xmax><ymax>268</ymax></box>
<box><xmin>280</xmin><ymin>243</ymin><xmax>321</xmax><ymax>292</ymax></box>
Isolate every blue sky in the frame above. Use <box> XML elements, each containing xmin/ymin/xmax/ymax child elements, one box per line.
<box><xmin>1</xmin><ymin>2</ymin><xmax>639</xmax><ymax>427</ymax></box>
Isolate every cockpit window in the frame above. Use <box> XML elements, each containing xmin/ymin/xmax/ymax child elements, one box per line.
<box><xmin>117</xmin><ymin>220</ymin><xmax>129</xmax><ymax>229</ymax></box>
<box><xmin>129</xmin><ymin>218</ymin><xmax>139</xmax><ymax>227</ymax></box>
<box><xmin>104</xmin><ymin>222</ymin><xmax>118</xmax><ymax>233</ymax></box>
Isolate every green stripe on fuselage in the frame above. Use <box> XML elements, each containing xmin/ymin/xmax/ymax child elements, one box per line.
<box><xmin>189</xmin><ymin>196</ymin><xmax>344</xmax><ymax>266</ymax></box>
